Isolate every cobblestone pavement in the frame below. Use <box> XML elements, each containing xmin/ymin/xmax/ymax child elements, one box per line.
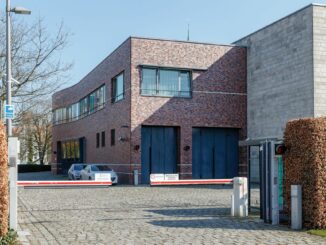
<box><xmin>18</xmin><ymin>186</ymin><xmax>326</xmax><ymax>245</ymax></box>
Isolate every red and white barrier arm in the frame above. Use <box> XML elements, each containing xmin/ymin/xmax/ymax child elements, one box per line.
<box><xmin>17</xmin><ymin>180</ymin><xmax>112</xmax><ymax>187</ymax></box>
<box><xmin>150</xmin><ymin>179</ymin><xmax>233</xmax><ymax>186</ymax></box>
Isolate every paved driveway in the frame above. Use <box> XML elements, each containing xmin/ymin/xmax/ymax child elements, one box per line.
<box><xmin>18</xmin><ymin>185</ymin><xmax>326</xmax><ymax>245</ymax></box>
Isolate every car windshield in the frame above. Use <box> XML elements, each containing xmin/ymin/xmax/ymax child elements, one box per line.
<box><xmin>91</xmin><ymin>165</ymin><xmax>112</xmax><ymax>171</ymax></box>
<box><xmin>74</xmin><ymin>165</ymin><xmax>85</xmax><ymax>170</ymax></box>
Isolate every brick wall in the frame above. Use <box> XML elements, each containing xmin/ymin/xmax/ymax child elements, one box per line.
<box><xmin>52</xmin><ymin>38</ymin><xmax>132</xmax><ymax>183</ymax></box>
<box><xmin>52</xmin><ymin>37</ymin><xmax>247</xmax><ymax>184</ymax></box>
<box><xmin>130</xmin><ymin>38</ymin><xmax>247</xmax><ymax>182</ymax></box>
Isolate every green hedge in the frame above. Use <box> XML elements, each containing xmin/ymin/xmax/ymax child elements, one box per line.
<box><xmin>18</xmin><ymin>164</ymin><xmax>51</xmax><ymax>173</ymax></box>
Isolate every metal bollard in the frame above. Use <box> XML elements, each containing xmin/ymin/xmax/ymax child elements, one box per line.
<box><xmin>134</xmin><ymin>170</ymin><xmax>138</xmax><ymax>186</ymax></box>
<box><xmin>291</xmin><ymin>185</ymin><xmax>302</xmax><ymax>230</ymax></box>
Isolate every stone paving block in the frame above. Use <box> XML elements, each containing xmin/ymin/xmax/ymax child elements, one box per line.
<box><xmin>17</xmin><ymin>185</ymin><xmax>326</xmax><ymax>245</ymax></box>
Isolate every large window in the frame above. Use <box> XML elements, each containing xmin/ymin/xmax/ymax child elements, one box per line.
<box><xmin>89</xmin><ymin>92</ymin><xmax>96</xmax><ymax>113</ymax></box>
<box><xmin>53</xmin><ymin>107</ymin><xmax>66</xmax><ymax>125</ymax></box>
<box><xmin>79</xmin><ymin>97</ymin><xmax>88</xmax><ymax>117</ymax></box>
<box><xmin>112</xmin><ymin>73</ymin><xmax>124</xmax><ymax>103</ymax></box>
<box><xmin>61</xmin><ymin>139</ymin><xmax>80</xmax><ymax>161</ymax></box>
<box><xmin>141</xmin><ymin>67</ymin><xmax>191</xmax><ymax>97</ymax></box>
<box><xmin>96</xmin><ymin>86</ymin><xmax>105</xmax><ymax>109</ymax></box>
<box><xmin>53</xmin><ymin>85</ymin><xmax>106</xmax><ymax>125</ymax></box>
<box><xmin>71</xmin><ymin>103</ymin><xmax>79</xmax><ymax>121</ymax></box>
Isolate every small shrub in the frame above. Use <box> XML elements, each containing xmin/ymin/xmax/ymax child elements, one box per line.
<box><xmin>0</xmin><ymin>230</ymin><xmax>19</xmax><ymax>245</ymax></box>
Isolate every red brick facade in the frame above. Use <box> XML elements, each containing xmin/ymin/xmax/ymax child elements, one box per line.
<box><xmin>52</xmin><ymin>37</ymin><xmax>247</xmax><ymax>184</ymax></box>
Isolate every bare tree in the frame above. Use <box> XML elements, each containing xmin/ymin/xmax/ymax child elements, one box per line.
<box><xmin>18</xmin><ymin>101</ymin><xmax>52</xmax><ymax>164</ymax></box>
<box><xmin>0</xmin><ymin>15</ymin><xmax>72</xmax><ymax>120</ymax></box>
<box><xmin>0</xmin><ymin>14</ymin><xmax>72</xmax><ymax>164</ymax></box>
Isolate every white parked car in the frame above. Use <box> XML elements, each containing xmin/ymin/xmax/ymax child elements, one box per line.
<box><xmin>80</xmin><ymin>164</ymin><xmax>118</xmax><ymax>184</ymax></box>
<box><xmin>68</xmin><ymin>163</ymin><xmax>87</xmax><ymax>180</ymax></box>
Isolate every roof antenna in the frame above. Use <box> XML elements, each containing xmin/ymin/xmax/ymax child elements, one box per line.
<box><xmin>187</xmin><ymin>23</ymin><xmax>190</xmax><ymax>41</ymax></box>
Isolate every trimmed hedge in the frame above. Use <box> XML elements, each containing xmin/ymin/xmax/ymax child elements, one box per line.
<box><xmin>0</xmin><ymin>123</ymin><xmax>8</xmax><ymax>237</ymax></box>
<box><xmin>18</xmin><ymin>164</ymin><xmax>51</xmax><ymax>173</ymax></box>
<box><xmin>284</xmin><ymin>117</ymin><xmax>326</xmax><ymax>229</ymax></box>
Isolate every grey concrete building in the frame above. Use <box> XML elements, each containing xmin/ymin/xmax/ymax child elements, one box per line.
<box><xmin>235</xmin><ymin>4</ymin><xmax>326</xmax><ymax>182</ymax></box>
<box><xmin>235</xmin><ymin>4</ymin><xmax>326</xmax><ymax>140</ymax></box>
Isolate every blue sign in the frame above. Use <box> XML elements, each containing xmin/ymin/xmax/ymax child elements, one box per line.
<box><xmin>5</xmin><ymin>105</ymin><xmax>14</xmax><ymax>119</ymax></box>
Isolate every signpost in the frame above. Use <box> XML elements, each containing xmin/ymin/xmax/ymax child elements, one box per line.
<box><xmin>4</xmin><ymin>104</ymin><xmax>14</xmax><ymax>119</ymax></box>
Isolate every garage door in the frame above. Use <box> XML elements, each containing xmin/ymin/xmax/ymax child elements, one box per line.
<box><xmin>141</xmin><ymin>126</ymin><xmax>178</xmax><ymax>184</ymax></box>
<box><xmin>192</xmin><ymin>128</ymin><xmax>239</xmax><ymax>179</ymax></box>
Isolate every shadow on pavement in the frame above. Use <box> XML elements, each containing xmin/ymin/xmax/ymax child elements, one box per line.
<box><xmin>147</xmin><ymin>207</ymin><xmax>230</xmax><ymax>217</ymax></box>
<box><xmin>148</xmin><ymin>217</ymin><xmax>290</xmax><ymax>231</ymax></box>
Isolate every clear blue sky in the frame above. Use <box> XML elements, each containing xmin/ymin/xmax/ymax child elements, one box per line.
<box><xmin>4</xmin><ymin>0</ymin><xmax>326</xmax><ymax>88</ymax></box>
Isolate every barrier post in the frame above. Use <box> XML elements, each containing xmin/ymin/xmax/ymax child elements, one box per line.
<box><xmin>291</xmin><ymin>185</ymin><xmax>302</xmax><ymax>230</ymax></box>
<box><xmin>232</xmin><ymin>177</ymin><xmax>248</xmax><ymax>217</ymax></box>
<box><xmin>134</xmin><ymin>170</ymin><xmax>138</xmax><ymax>186</ymax></box>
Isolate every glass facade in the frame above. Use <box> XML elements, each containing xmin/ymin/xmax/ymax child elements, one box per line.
<box><xmin>53</xmin><ymin>67</ymin><xmax>191</xmax><ymax>126</ymax></box>
<box><xmin>53</xmin><ymin>85</ymin><xmax>106</xmax><ymax>125</ymax></box>
<box><xmin>141</xmin><ymin>67</ymin><xmax>191</xmax><ymax>97</ymax></box>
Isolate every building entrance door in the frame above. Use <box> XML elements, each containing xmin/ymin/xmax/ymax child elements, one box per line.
<box><xmin>192</xmin><ymin>127</ymin><xmax>239</xmax><ymax>179</ymax></box>
<box><xmin>141</xmin><ymin>126</ymin><xmax>178</xmax><ymax>184</ymax></box>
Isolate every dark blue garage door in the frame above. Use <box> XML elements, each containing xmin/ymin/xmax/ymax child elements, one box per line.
<box><xmin>141</xmin><ymin>126</ymin><xmax>178</xmax><ymax>184</ymax></box>
<box><xmin>192</xmin><ymin>128</ymin><xmax>239</xmax><ymax>179</ymax></box>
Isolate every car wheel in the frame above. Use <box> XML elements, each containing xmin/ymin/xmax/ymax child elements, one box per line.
<box><xmin>89</xmin><ymin>176</ymin><xmax>92</xmax><ymax>180</ymax></box>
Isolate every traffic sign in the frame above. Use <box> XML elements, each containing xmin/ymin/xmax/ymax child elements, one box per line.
<box><xmin>5</xmin><ymin>105</ymin><xmax>14</xmax><ymax>119</ymax></box>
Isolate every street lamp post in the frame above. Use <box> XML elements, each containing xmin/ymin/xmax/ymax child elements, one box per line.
<box><xmin>6</xmin><ymin>0</ymin><xmax>31</xmax><ymax>230</ymax></box>
<box><xmin>6</xmin><ymin>0</ymin><xmax>12</xmax><ymax>139</ymax></box>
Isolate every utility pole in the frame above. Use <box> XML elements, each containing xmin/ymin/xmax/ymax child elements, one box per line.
<box><xmin>6</xmin><ymin>0</ymin><xmax>31</xmax><ymax>230</ymax></box>
<box><xmin>6</xmin><ymin>0</ymin><xmax>16</xmax><ymax>231</ymax></box>
<box><xmin>6</xmin><ymin>0</ymin><xmax>12</xmax><ymax>138</ymax></box>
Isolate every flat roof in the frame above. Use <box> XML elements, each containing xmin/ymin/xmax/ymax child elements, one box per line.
<box><xmin>130</xmin><ymin>36</ymin><xmax>242</xmax><ymax>48</ymax></box>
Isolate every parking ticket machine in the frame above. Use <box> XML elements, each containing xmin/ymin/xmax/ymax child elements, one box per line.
<box><xmin>239</xmin><ymin>138</ymin><xmax>285</xmax><ymax>225</ymax></box>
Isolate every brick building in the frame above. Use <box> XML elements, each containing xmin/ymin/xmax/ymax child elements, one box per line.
<box><xmin>52</xmin><ymin>37</ymin><xmax>247</xmax><ymax>184</ymax></box>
